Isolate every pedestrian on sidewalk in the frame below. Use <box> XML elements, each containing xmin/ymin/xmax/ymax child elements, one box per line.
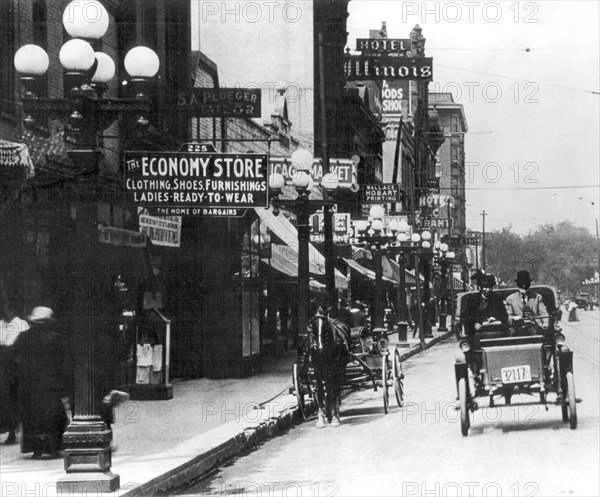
<box><xmin>0</xmin><ymin>298</ymin><xmax>30</xmax><ymax>445</ymax></box>
<box><xmin>567</xmin><ymin>300</ymin><xmax>578</xmax><ymax>322</ymax></box>
<box><xmin>13</xmin><ymin>306</ymin><xmax>69</xmax><ymax>459</ymax></box>
<box><xmin>409</xmin><ymin>299</ymin><xmax>419</xmax><ymax>338</ymax></box>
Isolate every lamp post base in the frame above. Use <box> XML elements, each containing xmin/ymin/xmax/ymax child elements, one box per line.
<box><xmin>438</xmin><ymin>314</ymin><xmax>448</xmax><ymax>332</ymax></box>
<box><xmin>396</xmin><ymin>321</ymin><xmax>409</xmax><ymax>341</ymax></box>
<box><xmin>57</xmin><ymin>472</ymin><xmax>120</xmax><ymax>493</ymax></box>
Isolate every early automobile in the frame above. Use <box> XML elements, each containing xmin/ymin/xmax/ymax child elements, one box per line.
<box><xmin>454</xmin><ymin>285</ymin><xmax>579</xmax><ymax>436</ymax></box>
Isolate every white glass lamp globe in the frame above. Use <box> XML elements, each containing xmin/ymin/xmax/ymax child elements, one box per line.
<box><xmin>422</xmin><ymin>241</ymin><xmax>431</xmax><ymax>249</ymax></box>
<box><xmin>268</xmin><ymin>172</ymin><xmax>285</xmax><ymax>190</ymax></box>
<box><xmin>355</xmin><ymin>220</ymin><xmax>369</xmax><ymax>232</ymax></box>
<box><xmin>293</xmin><ymin>171</ymin><xmax>310</xmax><ymax>189</ymax></box>
<box><xmin>124</xmin><ymin>46</ymin><xmax>160</xmax><ymax>78</ymax></box>
<box><xmin>411</xmin><ymin>233</ymin><xmax>421</xmax><ymax>243</ymax></box>
<box><xmin>371</xmin><ymin>219</ymin><xmax>384</xmax><ymax>231</ymax></box>
<box><xmin>441</xmin><ymin>243</ymin><xmax>449</xmax><ymax>252</ymax></box>
<box><xmin>397</xmin><ymin>232</ymin><xmax>408</xmax><ymax>243</ymax></box>
<box><xmin>63</xmin><ymin>0</ymin><xmax>109</xmax><ymax>40</ymax></box>
<box><xmin>91</xmin><ymin>52</ymin><xmax>115</xmax><ymax>83</ymax></box>
<box><xmin>14</xmin><ymin>44</ymin><xmax>49</xmax><ymax>76</ymax></box>
<box><xmin>421</xmin><ymin>230</ymin><xmax>432</xmax><ymax>241</ymax></box>
<box><xmin>369</xmin><ymin>204</ymin><xmax>385</xmax><ymax>220</ymax></box>
<box><xmin>388</xmin><ymin>218</ymin><xmax>399</xmax><ymax>232</ymax></box>
<box><xmin>397</xmin><ymin>219</ymin><xmax>409</xmax><ymax>233</ymax></box>
<box><xmin>447</xmin><ymin>251</ymin><xmax>456</xmax><ymax>259</ymax></box>
<box><xmin>434</xmin><ymin>240</ymin><xmax>441</xmax><ymax>250</ymax></box>
<box><xmin>59</xmin><ymin>39</ymin><xmax>96</xmax><ymax>71</ymax></box>
<box><xmin>290</xmin><ymin>148</ymin><xmax>314</xmax><ymax>171</ymax></box>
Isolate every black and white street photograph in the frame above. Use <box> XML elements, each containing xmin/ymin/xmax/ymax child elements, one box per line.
<box><xmin>0</xmin><ymin>1</ymin><xmax>598</xmax><ymax>496</ymax></box>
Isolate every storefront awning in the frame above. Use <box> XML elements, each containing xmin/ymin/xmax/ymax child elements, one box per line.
<box><xmin>382</xmin><ymin>256</ymin><xmax>419</xmax><ymax>285</ymax></box>
<box><xmin>255</xmin><ymin>207</ymin><xmax>348</xmax><ymax>289</ymax></box>
<box><xmin>0</xmin><ymin>140</ymin><xmax>35</xmax><ymax>178</ymax></box>
<box><xmin>264</xmin><ymin>244</ymin><xmax>327</xmax><ymax>291</ymax></box>
<box><xmin>343</xmin><ymin>258</ymin><xmax>397</xmax><ymax>284</ymax></box>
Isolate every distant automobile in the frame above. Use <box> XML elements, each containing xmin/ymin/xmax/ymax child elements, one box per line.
<box><xmin>575</xmin><ymin>294</ymin><xmax>590</xmax><ymax>310</ymax></box>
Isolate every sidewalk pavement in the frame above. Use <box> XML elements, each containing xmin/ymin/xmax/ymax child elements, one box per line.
<box><xmin>0</xmin><ymin>328</ymin><xmax>453</xmax><ymax>497</ymax></box>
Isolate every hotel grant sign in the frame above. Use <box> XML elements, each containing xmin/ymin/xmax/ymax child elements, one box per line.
<box><xmin>124</xmin><ymin>151</ymin><xmax>269</xmax><ymax>214</ymax></box>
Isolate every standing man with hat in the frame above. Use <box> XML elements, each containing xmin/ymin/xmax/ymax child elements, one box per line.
<box><xmin>506</xmin><ymin>270</ymin><xmax>548</xmax><ymax>335</ymax></box>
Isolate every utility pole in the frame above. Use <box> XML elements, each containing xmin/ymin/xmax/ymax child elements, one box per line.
<box><xmin>318</xmin><ymin>32</ymin><xmax>337</xmax><ymax>311</ymax></box>
<box><xmin>481</xmin><ymin>210</ymin><xmax>487</xmax><ymax>270</ymax></box>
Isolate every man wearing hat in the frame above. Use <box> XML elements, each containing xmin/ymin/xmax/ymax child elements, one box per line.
<box><xmin>461</xmin><ymin>273</ymin><xmax>508</xmax><ymax>337</ymax></box>
<box><xmin>506</xmin><ymin>270</ymin><xmax>548</xmax><ymax>335</ymax></box>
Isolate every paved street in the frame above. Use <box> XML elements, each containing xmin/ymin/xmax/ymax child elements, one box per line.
<box><xmin>177</xmin><ymin>311</ymin><xmax>599</xmax><ymax>497</ymax></box>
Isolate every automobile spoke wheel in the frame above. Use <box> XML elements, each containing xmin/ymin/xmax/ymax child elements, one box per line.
<box><xmin>458</xmin><ymin>377</ymin><xmax>470</xmax><ymax>437</ymax></box>
<box><xmin>293</xmin><ymin>363</ymin><xmax>307</xmax><ymax>420</ymax></box>
<box><xmin>393</xmin><ymin>348</ymin><xmax>404</xmax><ymax>408</ymax></box>
<box><xmin>566</xmin><ymin>371</ymin><xmax>577</xmax><ymax>429</ymax></box>
<box><xmin>382</xmin><ymin>354</ymin><xmax>390</xmax><ymax>414</ymax></box>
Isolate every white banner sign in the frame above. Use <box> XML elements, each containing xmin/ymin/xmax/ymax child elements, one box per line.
<box><xmin>139</xmin><ymin>214</ymin><xmax>182</xmax><ymax>247</ymax></box>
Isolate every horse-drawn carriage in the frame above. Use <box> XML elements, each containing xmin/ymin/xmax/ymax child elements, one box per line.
<box><xmin>454</xmin><ymin>285</ymin><xmax>579</xmax><ymax>436</ymax></box>
<box><xmin>292</xmin><ymin>311</ymin><xmax>405</xmax><ymax>427</ymax></box>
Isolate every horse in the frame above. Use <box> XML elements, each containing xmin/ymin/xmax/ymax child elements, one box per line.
<box><xmin>307</xmin><ymin>308</ymin><xmax>350</xmax><ymax>428</ymax></box>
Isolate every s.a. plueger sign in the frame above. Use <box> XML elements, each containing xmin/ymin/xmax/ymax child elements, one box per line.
<box><xmin>124</xmin><ymin>151</ymin><xmax>268</xmax><ymax>212</ymax></box>
<box><xmin>177</xmin><ymin>88</ymin><xmax>261</xmax><ymax>118</ymax></box>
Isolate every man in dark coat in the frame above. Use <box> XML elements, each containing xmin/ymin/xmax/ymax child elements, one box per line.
<box><xmin>13</xmin><ymin>307</ymin><xmax>68</xmax><ymax>459</ymax></box>
<box><xmin>461</xmin><ymin>274</ymin><xmax>509</xmax><ymax>337</ymax></box>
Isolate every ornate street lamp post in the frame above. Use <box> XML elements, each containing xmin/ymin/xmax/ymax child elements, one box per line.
<box><xmin>14</xmin><ymin>1</ymin><xmax>159</xmax><ymax>491</ymax></box>
<box><xmin>269</xmin><ymin>148</ymin><xmax>314</xmax><ymax>345</ymax></box>
<box><xmin>432</xmin><ymin>242</ymin><xmax>456</xmax><ymax>332</ymax></box>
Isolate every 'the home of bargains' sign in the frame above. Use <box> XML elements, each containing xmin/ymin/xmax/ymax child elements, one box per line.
<box><xmin>124</xmin><ymin>152</ymin><xmax>269</xmax><ymax>210</ymax></box>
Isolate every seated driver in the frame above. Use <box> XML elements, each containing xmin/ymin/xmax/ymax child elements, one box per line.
<box><xmin>506</xmin><ymin>270</ymin><xmax>548</xmax><ymax>336</ymax></box>
<box><xmin>461</xmin><ymin>274</ymin><xmax>509</xmax><ymax>338</ymax></box>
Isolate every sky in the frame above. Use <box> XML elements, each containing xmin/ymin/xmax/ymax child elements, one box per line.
<box><xmin>346</xmin><ymin>0</ymin><xmax>600</xmax><ymax>236</ymax></box>
<box><xmin>192</xmin><ymin>0</ymin><xmax>600</xmax><ymax>236</ymax></box>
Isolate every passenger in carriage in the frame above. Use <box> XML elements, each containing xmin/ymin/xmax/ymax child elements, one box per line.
<box><xmin>505</xmin><ymin>270</ymin><xmax>548</xmax><ymax>336</ymax></box>
<box><xmin>461</xmin><ymin>274</ymin><xmax>509</xmax><ymax>338</ymax></box>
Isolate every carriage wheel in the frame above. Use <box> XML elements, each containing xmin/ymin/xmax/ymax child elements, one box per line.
<box><xmin>382</xmin><ymin>354</ymin><xmax>390</xmax><ymax>414</ymax></box>
<box><xmin>458</xmin><ymin>377</ymin><xmax>470</xmax><ymax>437</ymax></box>
<box><xmin>566</xmin><ymin>372</ymin><xmax>577</xmax><ymax>429</ymax></box>
<box><xmin>293</xmin><ymin>363</ymin><xmax>308</xmax><ymax>420</ymax></box>
<box><xmin>392</xmin><ymin>348</ymin><xmax>404</xmax><ymax>408</ymax></box>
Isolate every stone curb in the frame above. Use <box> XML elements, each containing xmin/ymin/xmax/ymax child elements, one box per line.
<box><xmin>121</xmin><ymin>332</ymin><xmax>454</xmax><ymax>496</ymax></box>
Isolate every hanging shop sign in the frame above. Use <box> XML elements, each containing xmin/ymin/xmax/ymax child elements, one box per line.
<box><xmin>138</xmin><ymin>212</ymin><xmax>182</xmax><ymax>247</ymax></box>
<box><xmin>344</xmin><ymin>56</ymin><xmax>433</xmax><ymax>81</ymax></box>
<box><xmin>97</xmin><ymin>225</ymin><xmax>146</xmax><ymax>248</ymax></box>
<box><xmin>355</xmin><ymin>38</ymin><xmax>411</xmax><ymax>57</ymax></box>
<box><xmin>270</xmin><ymin>157</ymin><xmax>357</xmax><ymax>189</ymax></box>
<box><xmin>124</xmin><ymin>151</ymin><xmax>269</xmax><ymax>212</ymax></box>
<box><xmin>418</xmin><ymin>217</ymin><xmax>452</xmax><ymax>229</ymax></box>
<box><xmin>381</xmin><ymin>80</ymin><xmax>409</xmax><ymax>118</ymax></box>
<box><xmin>177</xmin><ymin>88</ymin><xmax>261</xmax><ymax>118</ymax></box>
<box><xmin>362</xmin><ymin>183</ymin><xmax>402</xmax><ymax>203</ymax></box>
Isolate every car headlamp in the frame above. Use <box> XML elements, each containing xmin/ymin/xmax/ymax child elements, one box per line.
<box><xmin>459</xmin><ymin>339</ymin><xmax>471</xmax><ymax>353</ymax></box>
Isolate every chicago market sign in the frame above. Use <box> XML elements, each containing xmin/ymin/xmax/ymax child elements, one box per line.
<box><xmin>124</xmin><ymin>151</ymin><xmax>269</xmax><ymax>212</ymax></box>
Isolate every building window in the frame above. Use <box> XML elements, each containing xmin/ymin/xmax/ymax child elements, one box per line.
<box><xmin>0</xmin><ymin>3</ymin><xmax>16</xmax><ymax>115</ymax></box>
<box><xmin>33</xmin><ymin>1</ymin><xmax>48</xmax><ymax>98</ymax></box>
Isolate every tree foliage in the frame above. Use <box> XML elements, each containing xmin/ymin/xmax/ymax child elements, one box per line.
<box><xmin>485</xmin><ymin>222</ymin><xmax>599</xmax><ymax>295</ymax></box>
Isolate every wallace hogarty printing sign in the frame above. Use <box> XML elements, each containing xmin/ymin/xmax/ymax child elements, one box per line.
<box><xmin>124</xmin><ymin>152</ymin><xmax>269</xmax><ymax>213</ymax></box>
